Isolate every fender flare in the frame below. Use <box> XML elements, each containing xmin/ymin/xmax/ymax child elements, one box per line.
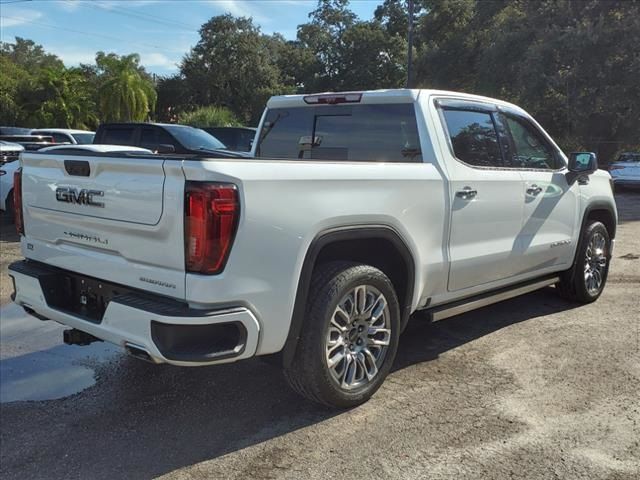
<box><xmin>281</xmin><ymin>225</ymin><xmax>416</xmax><ymax>367</ymax></box>
<box><xmin>580</xmin><ymin>200</ymin><xmax>617</xmax><ymax>239</ymax></box>
<box><xmin>566</xmin><ymin>200</ymin><xmax>617</xmax><ymax>282</ymax></box>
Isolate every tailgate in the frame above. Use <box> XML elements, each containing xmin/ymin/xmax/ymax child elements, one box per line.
<box><xmin>20</xmin><ymin>152</ymin><xmax>187</xmax><ymax>299</ymax></box>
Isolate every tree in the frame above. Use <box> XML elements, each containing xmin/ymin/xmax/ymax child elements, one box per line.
<box><xmin>181</xmin><ymin>15</ymin><xmax>293</xmax><ymax>124</ymax></box>
<box><xmin>296</xmin><ymin>0</ymin><xmax>357</xmax><ymax>91</ymax></box>
<box><xmin>156</xmin><ymin>74</ymin><xmax>190</xmax><ymax>122</ymax></box>
<box><xmin>177</xmin><ymin>106</ymin><xmax>240</xmax><ymax>127</ymax></box>
<box><xmin>336</xmin><ymin>21</ymin><xmax>406</xmax><ymax>90</ymax></box>
<box><xmin>0</xmin><ymin>37</ymin><xmax>63</xmax><ymax>71</ymax></box>
<box><xmin>96</xmin><ymin>52</ymin><xmax>157</xmax><ymax>122</ymax></box>
<box><xmin>0</xmin><ymin>38</ymin><xmax>97</xmax><ymax>128</ymax></box>
<box><xmin>27</xmin><ymin>67</ymin><xmax>98</xmax><ymax>129</ymax></box>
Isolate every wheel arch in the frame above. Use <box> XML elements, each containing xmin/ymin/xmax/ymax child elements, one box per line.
<box><xmin>583</xmin><ymin>202</ymin><xmax>617</xmax><ymax>240</ymax></box>
<box><xmin>568</xmin><ymin>200</ymin><xmax>617</xmax><ymax>273</ymax></box>
<box><xmin>281</xmin><ymin>225</ymin><xmax>416</xmax><ymax>367</ymax></box>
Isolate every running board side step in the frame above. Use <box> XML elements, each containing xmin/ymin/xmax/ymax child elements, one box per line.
<box><xmin>426</xmin><ymin>275</ymin><xmax>560</xmax><ymax>322</ymax></box>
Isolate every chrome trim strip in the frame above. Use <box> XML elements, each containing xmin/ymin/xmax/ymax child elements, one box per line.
<box><xmin>431</xmin><ymin>276</ymin><xmax>560</xmax><ymax>322</ymax></box>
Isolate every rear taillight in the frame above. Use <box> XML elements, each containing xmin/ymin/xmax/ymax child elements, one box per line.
<box><xmin>184</xmin><ymin>182</ymin><xmax>239</xmax><ymax>274</ymax></box>
<box><xmin>13</xmin><ymin>167</ymin><xmax>24</xmax><ymax>236</ymax></box>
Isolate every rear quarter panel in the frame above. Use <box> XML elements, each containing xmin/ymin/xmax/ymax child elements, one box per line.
<box><xmin>182</xmin><ymin>159</ymin><xmax>448</xmax><ymax>355</ymax></box>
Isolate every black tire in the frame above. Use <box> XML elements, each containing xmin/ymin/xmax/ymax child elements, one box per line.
<box><xmin>556</xmin><ymin>221</ymin><xmax>611</xmax><ymax>303</ymax></box>
<box><xmin>284</xmin><ymin>261</ymin><xmax>401</xmax><ymax>408</ymax></box>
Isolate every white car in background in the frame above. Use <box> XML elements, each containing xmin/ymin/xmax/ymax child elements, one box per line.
<box><xmin>30</xmin><ymin>128</ymin><xmax>95</xmax><ymax>145</ymax></box>
<box><xmin>1</xmin><ymin>140</ymin><xmax>24</xmax><ymax>165</ymax></box>
<box><xmin>0</xmin><ymin>144</ymin><xmax>151</xmax><ymax>218</ymax></box>
<box><xmin>609</xmin><ymin>152</ymin><xmax>640</xmax><ymax>188</ymax></box>
<box><xmin>0</xmin><ymin>141</ymin><xmax>25</xmax><ymax>214</ymax></box>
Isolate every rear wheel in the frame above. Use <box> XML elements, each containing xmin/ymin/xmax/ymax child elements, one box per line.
<box><xmin>557</xmin><ymin>220</ymin><xmax>611</xmax><ymax>303</ymax></box>
<box><xmin>284</xmin><ymin>261</ymin><xmax>400</xmax><ymax>408</ymax></box>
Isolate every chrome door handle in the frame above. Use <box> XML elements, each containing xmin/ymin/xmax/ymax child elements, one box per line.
<box><xmin>526</xmin><ymin>184</ymin><xmax>543</xmax><ymax>195</ymax></box>
<box><xmin>456</xmin><ymin>187</ymin><xmax>477</xmax><ymax>200</ymax></box>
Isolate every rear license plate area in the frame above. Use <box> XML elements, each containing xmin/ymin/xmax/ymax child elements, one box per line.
<box><xmin>39</xmin><ymin>272</ymin><xmax>127</xmax><ymax>323</ymax></box>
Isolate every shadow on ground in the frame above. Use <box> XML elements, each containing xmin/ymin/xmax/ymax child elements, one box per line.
<box><xmin>0</xmin><ymin>287</ymin><xmax>579</xmax><ymax>480</ymax></box>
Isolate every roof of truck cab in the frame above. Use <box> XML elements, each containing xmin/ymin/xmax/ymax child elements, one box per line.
<box><xmin>266</xmin><ymin>88</ymin><xmax>525</xmax><ymax>113</ymax></box>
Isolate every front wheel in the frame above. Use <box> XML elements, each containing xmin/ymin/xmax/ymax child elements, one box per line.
<box><xmin>284</xmin><ymin>261</ymin><xmax>400</xmax><ymax>408</ymax></box>
<box><xmin>557</xmin><ymin>220</ymin><xmax>611</xmax><ymax>303</ymax></box>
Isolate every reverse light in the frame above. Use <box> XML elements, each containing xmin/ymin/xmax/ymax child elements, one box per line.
<box><xmin>303</xmin><ymin>93</ymin><xmax>362</xmax><ymax>105</ymax></box>
<box><xmin>13</xmin><ymin>167</ymin><xmax>24</xmax><ymax>236</ymax></box>
<box><xmin>184</xmin><ymin>182</ymin><xmax>239</xmax><ymax>274</ymax></box>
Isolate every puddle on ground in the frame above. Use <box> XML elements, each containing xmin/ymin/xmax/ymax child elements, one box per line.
<box><xmin>0</xmin><ymin>303</ymin><xmax>119</xmax><ymax>403</ymax></box>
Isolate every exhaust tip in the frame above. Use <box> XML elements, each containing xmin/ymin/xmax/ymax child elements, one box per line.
<box><xmin>125</xmin><ymin>343</ymin><xmax>154</xmax><ymax>363</ymax></box>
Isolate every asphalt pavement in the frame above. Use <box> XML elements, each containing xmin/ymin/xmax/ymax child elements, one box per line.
<box><xmin>0</xmin><ymin>191</ymin><xmax>638</xmax><ymax>480</ymax></box>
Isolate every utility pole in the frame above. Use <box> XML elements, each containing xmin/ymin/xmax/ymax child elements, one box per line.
<box><xmin>406</xmin><ymin>0</ymin><xmax>414</xmax><ymax>89</ymax></box>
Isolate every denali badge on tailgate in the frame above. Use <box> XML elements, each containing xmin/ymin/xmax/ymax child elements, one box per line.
<box><xmin>55</xmin><ymin>187</ymin><xmax>105</xmax><ymax>207</ymax></box>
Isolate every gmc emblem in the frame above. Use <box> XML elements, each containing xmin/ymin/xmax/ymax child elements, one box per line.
<box><xmin>55</xmin><ymin>187</ymin><xmax>105</xmax><ymax>208</ymax></box>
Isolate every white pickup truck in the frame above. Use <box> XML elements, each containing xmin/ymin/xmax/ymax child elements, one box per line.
<box><xmin>9</xmin><ymin>89</ymin><xmax>617</xmax><ymax>407</ymax></box>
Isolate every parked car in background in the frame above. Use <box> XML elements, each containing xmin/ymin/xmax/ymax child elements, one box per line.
<box><xmin>609</xmin><ymin>152</ymin><xmax>640</xmax><ymax>189</ymax></box>
<box><xmin>1</xmin><ymin>144</ymin><xmax>152</xmax><ymax>221</ymax></box>
<box><xmin>0</xmin><ymin>127</ymin><xmax>31</xmax><ymax>136</ymax></box>
<box><xmin>0</xmin><ymin>140</ymin><xmax>24</xmax><ymax>165</ymax></box>
<box><xmin>31</xmin><ymin>128</ymin><xmax>95</xmax><ymax>145</ymax></box>
<box><xmin>0</xmin><ymin>135</ymin><xmax>55</xmax><ymax>151</ymax></box>
<box><xmin>93</xmin><ymin>122</ymin><xmax>249</xmax><ymax>157</ymax></box>
<box><xmin>202</xmin><ymin>126</ymin><xmax>256</xmax><ymax>152</ymax></box>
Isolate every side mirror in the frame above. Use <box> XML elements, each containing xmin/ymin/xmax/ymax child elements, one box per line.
<box><xmin>568</xmin><ymin>152</ymin><xmax>597</xmax><ymax>174</ymax></box>
<box><xmin>156</xmin><ymin>144</ymin><xmax>175</xmax><ymax>154</ymax></box>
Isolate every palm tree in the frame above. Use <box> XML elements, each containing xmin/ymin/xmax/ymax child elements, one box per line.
<box><xmin>96</xmin><ymin>53</ymin><xmax>157</xmax><ymax>122</ymax></box>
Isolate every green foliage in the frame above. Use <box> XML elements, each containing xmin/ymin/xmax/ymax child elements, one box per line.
<box><xmin>0</xmin><ymin>39</ymin><xmax>97</xmax><ymax>128</ymax></box>
<box><xmin>180</xmin><ymin>15</ymin><xmax>292</xmax><ymax>124</ymax></box>
<box><xmin>2</xmin><ymin>1</ymin><xmax>638</xmax><ymax>161</ymax></box>
<box><xmin>28</xmin><ymin>67</ymin><xmax>98</xmax><ymax>129</ymax></box>
<box><xmin>0</xmin><ymin>39</ymin><xmax>155</xmax><ymax>128</ymax></box>
<box><xmin>408</xmin><ymin>0</ymin><xmax>640</xmax><ymax>162</ymax></box>
<box><xmin>96</xmin><ymin>52</ymin><xmax>157</xmax><ymax>122</ymax></box>
<box><xmin>177</xmin><ymin>106</ymin><xmax>240</xmax><ymax>128</ymax></box>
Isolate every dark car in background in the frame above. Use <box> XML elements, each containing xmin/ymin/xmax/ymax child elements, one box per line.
<box><xmin>93</xmin><ymin>122</ymin><xmax>250</xmax><ymax>157</ymax></box>
<box><xmin>202</xmin><ymin>127</ymin><xmax>256</xmax><ymax>152</ymax></box>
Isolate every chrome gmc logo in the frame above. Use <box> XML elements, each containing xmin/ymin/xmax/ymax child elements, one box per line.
<box><xmin>55</xmin><ymin>187</ymin><xmax>105</xmax><ymax>207</ymax></box>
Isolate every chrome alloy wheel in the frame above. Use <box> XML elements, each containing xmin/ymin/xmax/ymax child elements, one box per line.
<box><xmin>584</xmin><ymin>232</ymin><xmax>607</xmax><ymax>296</ymax></box>
<box><xmin>325</xmin><ymin>285</ymin><xmax>391</xmax><ymax>390</ymax></box>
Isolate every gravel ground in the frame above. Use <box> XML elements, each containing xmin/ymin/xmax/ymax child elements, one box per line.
<box><xmin>0</xmin><ymin>191</ymin><xmax>638</xmax><ymax>480</ymax></box>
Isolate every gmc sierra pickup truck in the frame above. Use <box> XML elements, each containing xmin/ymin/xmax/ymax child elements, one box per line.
<box><xmin>9</xmin><ymin>89</ymin><xmax>617</xmax><ymax>408</ymax></box>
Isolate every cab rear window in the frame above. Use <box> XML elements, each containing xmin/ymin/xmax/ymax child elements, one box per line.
<box><xmin>256</xmin><ymin>104</ymin><xmax>422</xmax><ymax>162</ymax></box>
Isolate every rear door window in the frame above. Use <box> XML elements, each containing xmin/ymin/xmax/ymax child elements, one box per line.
<box><xmin>257</xmin><ymin>104</ymin><xmax>422</xmax><ymax>162</ymax></box>
<box><xmin>441</xmin><ymin>109</ymin><xmax>503</xmax><ymax>168</ymax></box>
<box><xmin>102</xmin><ymin>127</ymin><xmax>136</xmax><ymax>146</ymax></box>
<box><xmin>140</xmin><ymin>127</ymin><xmax>158</xmax><ymax>150</ymax></box>
<box><xmin>52</xmin><ymin>133</ymin><xmax>72</xmax><ymax>144</ymax></box>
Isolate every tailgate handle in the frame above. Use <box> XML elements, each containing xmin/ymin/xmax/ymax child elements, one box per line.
<box><xmin>64</xmin><ymin>160</ymin><xmax>90</xmax><ymax>177</ymax></box>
